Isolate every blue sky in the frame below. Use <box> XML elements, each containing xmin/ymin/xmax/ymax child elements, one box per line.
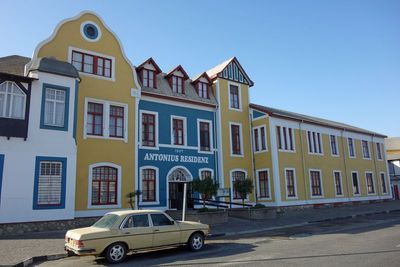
<box><xmin>1</xmin><ymin>0</ymin><xmax>399</xmax><ymax>137</ymax></box>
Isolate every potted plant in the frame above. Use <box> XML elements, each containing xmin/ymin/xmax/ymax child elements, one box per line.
<box><xmin>192</xmin><ymin>177</ymin><xmax>218</xmax><ymax>210</ymax></box>
<box><xmin>127</xmin><ymin>190</ymin><xmax>142</xmax><ymax>210</ymax></box>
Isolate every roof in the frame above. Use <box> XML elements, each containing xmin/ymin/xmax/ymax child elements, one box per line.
<box><xmin>137</xmin><ymin>57</ymin><xmax>162</xmax><ymax>74</ymax></box>
<box><xmin>250</xmin><ymin>103</ymin><xmax>386</xmax><ymax>138</ymax></box>
<box><xmin>385</xmin><ymin>137</ymin><xmax>400</xmax><ymax>160</ymax></box>
<box><xmin>191</xmin><ymin>72</ymin><xmax>212</xmax><ymax>84</ymax></box>
<box><xmin>206</xmin><ymin>57</ymin><xmax>254</xmax><ymax>86</ymax></box>
<box><xmin>0</xmin><ymin>55</ymin><xmax>31</xmax><ymax>76</ymax></box>
<box><xmin>165</xmin><ymin>65</ymin><xmax>189</xmax><ymax>80</ymax></box>
<box><xmin>26</xmin><ymin>57</ymin><xmax>79</xmax><ymax>78</ymax></box>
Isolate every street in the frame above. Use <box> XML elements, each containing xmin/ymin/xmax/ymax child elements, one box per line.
<box><xmin>38</xmin><ymin>212</ymin><xmax>400</xmax><ymax>267</ymax></box>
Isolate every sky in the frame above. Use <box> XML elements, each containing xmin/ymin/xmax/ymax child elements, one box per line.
<box><xmin>1</xmin><ymin>0</ymin><xmax>399</xmax><ymax>137</ymax></box>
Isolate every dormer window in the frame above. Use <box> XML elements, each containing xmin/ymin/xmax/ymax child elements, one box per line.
<box><xmin>0</xmin><ymin>81</ymin><xmax>26</xmax><ymax>119</ymax></box>
<box><xmin>142</xmin><ymin>69</ymin><xmax>155</xmax><ymax>88</ymax></box>
<box><xmin>197</xmin><ymin>82</ymin><xmax>209</xmax><ymax>99</ymax></box>
<box><xmin>172</xmin><ymin>76</ymin><xmax>184</xmax><ymax>94</ymax></box>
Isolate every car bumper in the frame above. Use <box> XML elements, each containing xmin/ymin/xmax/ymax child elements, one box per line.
<box><xmin>65</xmin><ymin>244</ymin><xmax>96</xmax><ymax>256</ymax></box>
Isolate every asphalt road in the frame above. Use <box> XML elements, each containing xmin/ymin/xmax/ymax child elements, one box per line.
<box><xmin>39</xmin><ymin>212</ymin><xmax>400</xmax><ymax>267</ymax></box>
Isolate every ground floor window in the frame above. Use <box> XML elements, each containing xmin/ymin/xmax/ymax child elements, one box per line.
<box><xmin>380</xmin><ymin>173</ymin><xmax>387</xmax><ymax>194</ymax></box>
<box><xmin>285</xmin><ymin>169</ymin><xmax>296</xmax><ymax>198</ymax></box>
<box><xmin>258</xmin><ymin>170</ymin><xmax>270</xmax><ymax>198</ymax></box>
<box><xmin>366</xmin><ymin>173</ymin><xmax>375</xmax><ymax>194</ymax></box>
<box><xmin>232</xmin><ymin>171</ymin><xmax>246</xmax><ymax>199</ymax></box>
<box><xmin>352</xmin><ymin>172</ymin><xmax>360</xmax><ymax>195</ymax></box>
<box><xmin>334</xmin><ymin>171</ymin><xmax>343</xmax><ymax>196</ymax></box>
<box><xmin>142</xmin><ymin>168</ymin><xmax>156</xmax><ymax>202</ymax></box>
<box><xmin>200</xmin><ymin>170</ymin><xmax>212</xmax><ymax>180</ymax></box>
<box><xmin>91</xmin><ymin>166</ymin><xmax>117</xmax><ymax>205</ymax></box>
<box><xmin>310</xmin><ymin>170</ymin><xmax>322</xmax><ymax>196</ymax></box>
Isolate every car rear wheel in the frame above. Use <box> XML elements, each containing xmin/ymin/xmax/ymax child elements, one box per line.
<box><xmin>105</xmin><ymin>242</ymin><xmax>127</xmax><ymax>264</ymax></box>
<box><xmin>188</xmin><ymin>232</ymin><xmax>204</xmax><ymax>251</ymax></box>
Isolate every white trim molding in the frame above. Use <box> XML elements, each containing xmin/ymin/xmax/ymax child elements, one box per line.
<box><xmin>252</xmin><ymin>125</ymin><xmax>268</xmax><ymax>154</ymax></box>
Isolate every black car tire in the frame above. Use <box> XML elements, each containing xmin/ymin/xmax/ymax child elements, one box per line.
<box><xmin>105</xmin><ymin>242</ymin><xmax>127</xmax><ymax>264</ymax></box>
<box><xmin>188</xmin><ymin>232</ymin><xmax>204</xmax><ymax>252</ymax></box>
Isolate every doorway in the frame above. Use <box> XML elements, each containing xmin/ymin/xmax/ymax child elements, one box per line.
<box><xmin>169</xmin><ymin>182</ymin><xmax>193</xmax><ymax>210</ymax></box>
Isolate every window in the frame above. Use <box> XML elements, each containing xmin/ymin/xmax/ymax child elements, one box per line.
<box><xmin>172</xmin><ymin>76</ymin><xmax>183</xmax><ymax>94</ymax></box>
<box><xmin>307</xmin><ymin>131</ymin><xmax>323</xmax><ymax>154</ymax></box>
<box><xmin>277</xmin><ymin>126</ymin><xmax>295</xmax><ymax>151</ymax></box>
<box><xmin>91</xmin><ymin>166</ymin><xmax>117</xmax><ymax>205</ymax></box>
<box><xmin>109</xmin><ymin>106</ymin><xmax>124</xmax><ymax>138</ymax></box>
<box><xmin>142</xmin><ymin>113</ymin><xmax>156</xmax><ymax>147</ymax></box>
<box><xmin>87</xmin><ymin>102</ymin><xmax>103</xmax><ymax>136</ymax></box>
<box><xmin>151</xmin><ymin>214</ymin><xmax>174</xmax><ymax>226</ymax></box>
<box><xmin>229</xmin><ymin>84</ymin><xmax>240</xmax><ymax>109</ymax></box>
<box><xmin>253</xmin><ymin>126</ymin><xmax>267</xmax><ymax>152</ymax></box>
<box><xmin>366</xmin><ymin>173</ymin><xmax>375</xmax><ymax>194</ymax></box>
<box><xmin>258</xmin><ymin>170</ymin><xmax>270</xmax><ymax>198</ymax></box>
<box><xmin>142</xmin><ymin>69</ymin><xmax>155</xmax><ymax>88</ymax></box>
<box><xmin>362</xmin><ymin>140</ymin><xmax>370</xmax><ymax>159</ymax></box>
<box><xmin>334</xmin><ymin>171</ymin><xmax>343</xmax><ymax>196</ymax></box>
<box><xmin>232</xmin><ymin>171</ymin><xmax>246</xmax><ymax>199</ymax></box>
<box><xmin>123</xmin><ymin>214</ymin><xmax>150</xmax><ymax>228</ymax></box>
<box><xmin>142</xmin><ymin>169</ymin><xmax>156</xmax><ymax>202</ymax></box>
<box><xmin>197</xmin><ymin>82</ymin><xmax>209</xmax><ymax>99</ymax></box>
<box><xmin>72</xmin><ymin>50</ymin><xmax>111</xmax><ymax>78</ymax></box>
<box><xmin>0</xmin><ymin>81</ymin><xmax>26</xmax><ymax>119</ymax></box>
<box><xmin>330</xmin><ymin>135</ymin><xmax>338</xmax><ymax>156</ymax></box>
<box><xmin>33</xmin><ymin>156</ymin><xmax>66</xmax><ymax>209</ymax></box>
<box><xmin>231</xmin><ymin>124</ymin><xmax>242</xmax><ymax>155</ymax></box>
<box><xmin>310</xmin><ymin>170</ymin><xmax>322</xmax><ymax>197</ymax></box>
<box><xmin>172</xmin><ymin>118</ymin><xmax>185</xmax><ymax>145</ymax></box>
<box><xmin>200</xmin><ymin>170</ymin><xmax>212</xmax><ymax>180</ymax></box>
<box><xmin>199</xmin><ymin>121</ymin><xmax>211</xmax><ymax>151</ymax></box>
<box><xmin>348</xmin><ymin>138</ymin><xmax>355</xmax><ymax>158</ymax></box>
<box><xmin>43</xmin><ymin>87</ymin><xmax>66</xmax><ymax>127</ymax></box>
<box><xmin>380</xmin><ymin>173</ymin><xmax>387</xmax><ymax>194</ymax></box>
<box><xmin>352</xmin><ymin>172</ymin><xmax>360</xmax><ymax>195</ymax></box>
<box><xmin>376</xmin><ymin>143</ymin><xmax>383</xmax><ymax>160</ymax></box>
<box><xmin>285</xmin><ymin>169</ymin><xmax>296</xmax><ymax>198</ymax></box>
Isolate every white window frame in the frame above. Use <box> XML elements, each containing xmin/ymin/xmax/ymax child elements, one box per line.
<box><xmin>307</xmin><ymin>131</ymin><xmax>324</xmax><ymax>155</ymax></box>
<box><xmin>229</xmin><ymin>122</ymin><xmax>244</xmax><ymax>157</ymax></box>
<box><xmin>230</xmin><ymin>169</ymin><xmax>248</xmax><ymax>202</ymax></box>
<box><xmin>197</xmin><ymin>119</ymin><xmax>214</xmax><ymax>154</ymax></box>
<box><xmin>0</xmin><ymin>81</ymin><xmax>26</xmax><ymax>120</ymax></box>
<box><xmin>333</xmin><ymin>170</ymin><xmax>344</xmax><ymax>197</ymax></box>
<box><xmin>43</xmin><ymin>87</ymin><xmax>66</xmax><ymax>127</ymax></box>
<box><xmin>253</xmin><ymin>125</ymin><xmax>268</xmax><ymax>153</ymax></box>
<box><xmin>376</xmin><ymin>143</ymin><xmax>383</xmax><ymax>161</ymax></box>
<box><xmin>348</xmin><ymin>138</ymin><xmax>356</xmax><ymax>158</ymax></box>
<box><xmin>256</xmin><ymin>168</ymin><xmax>271</xmax><ymax>200</ymax></box>
<box><xmin>170</xmin><ymin>115</ymin><xmax>187</xmax><ymax>147</ymax></box>
<box><xmin>351</xmin><ymin>171</ymin><xmax>361</xmax><ymax>196</ymax></box>
<box><xmin>309</xmin><ymin>169</ymin><xmax>324</xmax><ymax>198</ymax></box>
<box><xmin>87</xmin><ymin>162</ymin><xmax>122</xmax><ymax>209</ymax></box>
<box><xmin>362</xmin><ymin>140</ymin><xmax>371</xmax><ymax>160</ymax></box>
<box><xmin>277</xmin><ymin>126</ymin><xmax>296</xmax><ymax>153</ymax></box>
<box><xmin>330</xmin><ymin>135</ymin><xmax>339</xmax><ymax>157</ymax></box>
<box><xmin>139</xmin><ymin>110</ymin><xmax>159</xmax><ymax>150</ymax></box>
<box><xmin>365</xmin><ymin>171</ymin><xmax>376</xmax><ymax>196</ymax></box>
<box><xmin>228</xmin><ymin>81</ymin><xmax>242</xmax><ymax>111</ymax></box>
<box><xmin>379</xmin><ymin>172</ymin><xmax>389</xmax><ymax>195</ymax></box>
<box><xmin>139</xmin><ymin>166</ymin><xmax>160</xmax><ymax>205</ymax></box>
<box><xmin>284</xmin><ymin>168</ymin><xmax>298</xmax><ymax>200</ymax></box>
<box><xmin>198</xmin><ymin>168</ymin><xmax>214</xmax><ymax>180</ymax></box>
<box><xmin>83</xmin><ymin>97</ymin><xmax>128</xmax><ymax>143</ymax></box>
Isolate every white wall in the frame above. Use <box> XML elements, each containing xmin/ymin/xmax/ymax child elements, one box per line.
<box><xmin>0</xmin><ymin>72</ymin><xmax>77</xmax><ymax>223</ymax></box>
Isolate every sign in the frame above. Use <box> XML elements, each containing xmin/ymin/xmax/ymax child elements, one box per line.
<box><xmin>144</xmin><ymin>153</ymin><xmax>209</xmax><ymax>164</ymax></box>
<box><xmin>217</xmin><ymin>188</ymin><xmax>230</xmax><ymax>197</ymax></box>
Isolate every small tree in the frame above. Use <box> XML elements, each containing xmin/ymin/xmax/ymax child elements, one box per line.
<box><xmin>233</xmin><ymin>178</ymin><xmax>253</xmax><ymax>207</ymax></box>
<box><xmin>127</xmin><ymin>190</ymin><xmax>142</xmax><ymax>210</ymax></box>
<box><xmin>192</xmin><ymin>177</ymin><xmax>218</xmax><ymax>208</ymax></box>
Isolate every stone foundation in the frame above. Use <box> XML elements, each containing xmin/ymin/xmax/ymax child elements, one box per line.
<box><xmin>166</xmin><ymin>210</ymin><xmax>228</xmax><ymax>225</ymax></box>
<box><xmin>228</xmin><ymin>208</ymin><xmax>277</xmax><ymax>220</ymax></box>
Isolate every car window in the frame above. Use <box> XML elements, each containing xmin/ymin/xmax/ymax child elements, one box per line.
<box><xmin>93</xmin><ymin>214</ymin><xmax>119</xmax><ymax>229</ymax></box>
<box><xmin>123</xmin><ymin>214</ymin><xmax>150</xmax><ymax>229</ymax></box>
<box><xmin>151</xmin><ymin>214</ymin><xmax>174</xmax><ymax>226</ymax></box>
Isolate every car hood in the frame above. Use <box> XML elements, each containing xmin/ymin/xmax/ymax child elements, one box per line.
<box><xmin>66</xmin><ymin>226</ymin><xmax>110</xmax><ymax>240</ymax></box>
<box><xmin>177</xmin><ymin>220</ymin><xmax>209</xmax><ymax>230</ymax></box>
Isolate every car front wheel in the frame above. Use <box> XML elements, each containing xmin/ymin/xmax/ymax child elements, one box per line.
<box><xmin>188</xmin><ymin>232</ymin><xmax>204</xmax><ymax>251</ymax></box>
<box><xmin>105</xmin><ymin>242</ymin><xmax>127</xmax><ymax>264</ymax></box>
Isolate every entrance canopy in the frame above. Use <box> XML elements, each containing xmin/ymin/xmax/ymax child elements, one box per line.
<box><xmin>167</xmin><ymin>166</ymin><xmax>193</xmax><ymax>182</ymax></box>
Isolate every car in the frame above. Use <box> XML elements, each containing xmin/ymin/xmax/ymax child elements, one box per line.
<box><xmin>64</xmin><ymin>210</ymin><xmax>210</xmax><ymax>264</ymax></box>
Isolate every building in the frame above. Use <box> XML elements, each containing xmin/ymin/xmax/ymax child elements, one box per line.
<box><xmin>0</xmin><ymin>11</ymin><xmax>392</xmax><ymax>224</ymax></box>
<box><xmin>385</xmin><ymin>137</ymin><xmax>400</xmax><ymax>199</ymax></box>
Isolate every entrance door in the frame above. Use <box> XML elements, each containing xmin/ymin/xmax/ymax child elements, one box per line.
<box><xmin>394</xmin><ymin>185</ymin><xmax>399</xmax><ymax>200</ymax></box>
<box><xmin>168</xmin><ymin>182</ymin><xmax>193</xmax><ymax>210</ymax></box>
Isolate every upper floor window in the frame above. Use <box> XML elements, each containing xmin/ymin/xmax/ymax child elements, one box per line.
<box><xmin>172</xmin><ymin>118</ymin><xmax>185</xmax><ymax>145</ymax></box>
<box><xmin>142</xmin><ymin>113</ymin><xmax>156</xmax><ymax>147</ymax></box>
<box><xmin>0</xmin><ymin>81</ymin><xmax>26</xmax><ymax>119</ymax></box>
<box><xmin>376</xmin><ymin>143</ymin><xmax>383</xmax><ymax>160</ymax></box>
<box><xmin>72</xmin><ymin>50</ymin><xmax>112</xmax><ymax>78</ymax></box>
<box><xmin>229</xmin><ymin>84</ymin><xmax>240</xmax><ymax>109</ymax></box>
<box><xmin>40</xmin><ymin>84</ymin><xmax>70</xmax><ymax>131</ymax></box>
<box><xmin>87</xmin><ymin>102</ymin><xmax>103</xmax><ymax>136</ymax></box>
<box><xmin>330</xmin><ymin>135</ymin><xmax>338</xmax><ymax>156</ymax></box>
<box><xmin>277</xmin><ymin>126</ymin><xmax>295</xmax><ymax>151</ymax></box>
<box><xmin>196</xmin><ymin>82</ymin><xmax>209</xmax><ymax>99</ymax></box>
<box><xmin>109</xmin><ymin>106</ymin><xmax>124</xmax><ymax>138</ymax></box>
<box><xmin>253</xmin><ymin>126</ymin><xmax>267</xmax><ymax>152</ymax></box>
<box><xmin>380</xmin><ymin>173</ymin><xmax>387</xmax><ymax>194</ymax></box>
<box><xmin>172</xmin><ymin>76</ymin><xmax>184</xmax><ymax>94</ymax></box>
<box><xmin>362</xmin><ymin>140</ymin><xmax>370</xmax><ymax>159</ymax></box>
<box><xmin>142</xmin><ymin>69</ymin><xmax>155</xmax><ymax>88</ymax></box>
<box><xmin>348</xmin><ymin>138</ymin><xmax>356</xmax><ymax>158</ymax></box>
<box><xmin>231</xmin><ymin>124</ymin><xmax>242</xmax><ymax>155</ymax></box>
<box><xmin>307</xmin><ymin>131</ymin><xmax>323</xmax><ymax>154</ymax></box>
<box><xmin>199</xmin><ymin>121</ymin><xmax>211</xmax><ymax>152</ymax></box>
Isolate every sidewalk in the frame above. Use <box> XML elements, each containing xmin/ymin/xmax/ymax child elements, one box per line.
<box><xmin>0</xmin><ymin>200</ymin><xmax>399</xmax><ymax>267</ymax></box>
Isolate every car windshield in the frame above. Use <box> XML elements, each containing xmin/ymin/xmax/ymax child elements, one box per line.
<box><xmin>92</xmin><ymin>214</ymin><xmax>119</xmax><ymax>229</ymax></box>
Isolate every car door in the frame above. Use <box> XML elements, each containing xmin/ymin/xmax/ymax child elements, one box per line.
<box><xmin>120</xmin><ymin>214</ymin><xmax>153</xmax><ymax>250</ymax></box>
<box><xmin>150</xmin><ymin>213</ymin><xmax>181</xmax><ymax>247</ymax></box>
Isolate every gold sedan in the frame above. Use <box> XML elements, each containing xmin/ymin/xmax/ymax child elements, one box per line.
<box><xmin>65</xmin><ymin>210</ymin><xmax>210</xmax><ymax>263</ymax></box>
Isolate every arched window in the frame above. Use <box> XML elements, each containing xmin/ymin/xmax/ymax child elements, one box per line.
<box><xmin>0</xmin><ymin>81</ymin><xmax>26</xmax><ymax>119</ymax></box>
<box><xmin>200</xmin><ymin>170</ymin><xmax>212</xmax><ymax>180</ymax></box>
<box><xmin>142</xmin><ymin>168</ymin><xmax>156</xmax><ymax>202</ymax></box>
<box><xmin>232</xmin><ymin>171</ymin><xmax>245</xmax><ymax>199</ymax></box>
<box><xmin>91</xmin><ymin>166</ymin><xmax>117</xmax><ymax>205</ymax></box>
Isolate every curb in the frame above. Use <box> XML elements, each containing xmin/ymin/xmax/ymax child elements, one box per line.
<box><xmin>6</xmin><ymin>253</ymin><xmax>67</xmax><ymax>267</ymax></box>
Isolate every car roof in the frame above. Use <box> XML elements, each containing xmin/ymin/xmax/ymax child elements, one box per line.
<box><xmin>107</xmin><ymin>209</ymin><xmax>164</xmax><ymax>216</ymax></box>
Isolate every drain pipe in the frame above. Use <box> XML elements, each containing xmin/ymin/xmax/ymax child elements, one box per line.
<box><xmin>249</xmin><ymin>111</ymin><xmax>258</xmax><ymax>204</ymax></box>
<box><xmin>299</xmin><ymin>120</ymin><xmax>309</xmax><ymax>203</ymax></box>
<box><xmin>341</xmin><ymin>129</ymin><xmax>351</xmax><ymax>201</ymax></box>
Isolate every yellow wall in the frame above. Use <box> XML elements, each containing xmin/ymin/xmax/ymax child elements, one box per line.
<box><xmin>36</xmin><ymin>12</ymin><xmax>139</xmax><ymax>211</ymax></box>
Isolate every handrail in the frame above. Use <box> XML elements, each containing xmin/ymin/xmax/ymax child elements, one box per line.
<box><xmin>190</xmin><ymin>197</ymin><xmax>253</xmax><ymax>208</ymax></box>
